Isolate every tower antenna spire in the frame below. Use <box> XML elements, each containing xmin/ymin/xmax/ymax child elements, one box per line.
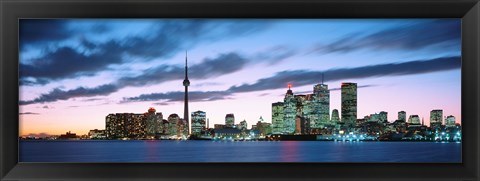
<box><xmin>322</xmin><ymin>73</ymin><xmax>324</xmax><ymax>84</ymax></box>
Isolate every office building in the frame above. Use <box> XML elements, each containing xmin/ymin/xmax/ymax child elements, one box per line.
<box><xmin>272</xmin><ymin>102</ymin><xmax>284</xmax><ymax>134</ymax></box>
<box><xmin>341</xmin><ymin>82</ymin><xmax>357</xmax><ymax>131</ymax></box>
<box><xmin>191</xmin><ymin>111</ymin><xmax>206</xmax><ymax>135</ymax></box>
<box><xmin>398</xmin><ymin>111</ymin><xmax>406</xmax><ymax>122</ymax></box>
<box><xmin>225</xmin><ymin>114</ymin><xmax>235</xmax><ymax>128</ymax></box>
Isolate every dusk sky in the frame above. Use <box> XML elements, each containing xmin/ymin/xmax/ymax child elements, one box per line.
<box><xmin>19</xmin><ymin>19</ymin><xmax>461</xmax><ymax>136</ymax></box>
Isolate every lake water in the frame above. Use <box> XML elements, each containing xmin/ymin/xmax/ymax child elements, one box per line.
<box><xmin>19</xmin><ymin>140</ymin><xmax>461</xmax><ymax>162</ymax></box>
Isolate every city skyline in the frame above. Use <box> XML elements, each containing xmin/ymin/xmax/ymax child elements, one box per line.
<box><xmin>19</xmin><ymin>19</ymin><xmax>461</xmax><ymax>136</ymax></box>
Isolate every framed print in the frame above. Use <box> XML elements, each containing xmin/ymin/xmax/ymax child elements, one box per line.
<box><xmin>1</xmin><ymin>0</ymin><xmax>479</xmax><ymax>180</ymax></box>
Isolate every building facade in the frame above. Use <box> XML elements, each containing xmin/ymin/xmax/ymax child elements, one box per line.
<box><xmin>283</xmin><ymin>86</ymin><xmax>296</xmax><ymax>134</ymax></box>
<box><xmin>430</xmin><ymin>109</ymin><xmax>443</xmax><ymax>129</ymax></box>
<box><xmin>341</xmin><ymin>83</ymin><xmax>357</xmax><ymax>131</ymax></box>
<box><xmin>272</xmin><ymin>102</ymin><xmax>284</xmax><ymax>134</ymax></box>
<box><xmin>313</xmin><ymin>83</ymin><xmax>330</xmax><ymax>128</ymax></box>
<box><xmin>408</xmin><ymin>115</ymin><xmax>420</xmax><ymax>124</ymax></box>
<box><xmin>191</xmin><ymin>111</ymin><xmax>206</xmax><ymax>135</ymax></box>
<box><xmin>398</xmin><ymin>111</ymin><xmax>406</xmax><ymax>122</ymax></box>
<box><xmin>225</xmin><ymin>114</ymin><xmax>235</xmax><ymax>128</ymax></box>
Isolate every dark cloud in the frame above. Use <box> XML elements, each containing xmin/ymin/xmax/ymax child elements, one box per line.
<box><xmin>19</xmin><ymin>112</ymin><xmax>40</xmax><ymax>115</ymax></box>
<box><xmin>19</xmin><ymin>84</ymin><xmax>119</xmax><ymax>105</ymax></box>
<box><xmin>20</xmin><ymin>20</ymin><xmax>273</xmax><ymax>85</ymax></box>
<box><xmin>19</xmin><ymin>20</ymin><xmax>71</xmax><ymax>49</ymax></box>
<box><xmin>123</xmin><ymin>91</ymin><xmax>232</xmax><ymax>104</ymax></box>
<box><xmin>227</xmin><ymin>56</ymin><xmax>460</xmax><ymax>93</ymax></box>
<box><xmin>21</xmin><ymin>55</ymin><xmax>459</xmax><ymax>105</ymax></box>
<box><xmin>19</xmin><ymin>52</ymin><xmax>248</xmax><ymax>105</ymax></box>
<box><xmin>122</xmin><ymin>56</ymin><xmax>460</xmax><ymax>104</ymax></box>
<box><xmin>313</xmin><ymin>20</ymin><xmax>460</xmax><ymax>53</ymax></box>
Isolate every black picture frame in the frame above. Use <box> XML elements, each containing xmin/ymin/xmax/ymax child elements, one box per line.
<box><xmin>1</xmin><ymin>0</ymin><xmax>479</xmax><ymax>180</ymax></box>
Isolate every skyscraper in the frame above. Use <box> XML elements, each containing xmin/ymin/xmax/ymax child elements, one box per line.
<box><xmin>284</xmin><ymin>84</ymin><xmax>296</xmax><ymax>134</ymax></box>
<box><xmin>445</xmin><ymin>115</ymin><xmax>456</xmax><ymax>127</ymax></box>
<box><xmin>341</xmin><ymin>82</ymin><xmax>357</xmax><ymax>132</ymax></box>
<box><xmin>408</xmin><ymin>115</ymin><xmax>420</xmax><ymax>124</ymax></box>
<box><xmin>272</xmin><ymin>102</ymin><xmax>284</xmax><ymax>134</ymax></box>
<box><xmin>379</xmin><ymin>111</ymin><xmax>388</xmax><ymax>123</ymax></box>
<box><xmin>430</xmin><ymin>109</ymin><xmax>443</xmax><ymax>129</ymax></box>
<box><xmin>183</xmin><ymin>52</ymin><xmax>190</xmax><ymax>135</ymax></box>
<box><xmin>313</xmin><ymin>78</ymin><xmax>330</xmax><ymax>128</ymax></box>
<box><xmin>191</xmin><ymin>111</ymin><xmax>206</xmax><ymax>135</ymax></box>
<box><xmin>225</xmin><ymin>114</ymin><xmax>235</xmax><ymax>128</ymax></box>
<box><xmin>398</xmin><ymin>111</ymin><xmax>406</xmax><ymax>122</ymax></box>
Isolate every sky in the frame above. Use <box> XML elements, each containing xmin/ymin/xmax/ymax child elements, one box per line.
<box><xmin>18</xmin><ymin>19</ymin><xmax>461</xmax><ymax>137</ymax></box>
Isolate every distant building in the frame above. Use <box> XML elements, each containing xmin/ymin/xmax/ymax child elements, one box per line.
<box><xmin>430</xmin><ymin>109</ymin><xmax>443</xmax><ymax>130</ymax></box>
<box><xmin>272</xmin><ymin>102</ymin><xmax>284</xmax><ymax>134</ymax></box>
<box><xmin>225</xmin><ymin>114</ymin><xmax>235</xmax><ymax>128</ymax></box>
<box><xmin>214</xmin><ymin>124</ymin><xmax>226</xmax><ymax>129</ymax></box>
<box><xmin>145</xmin><ymin>107</ymin><xmax>162</xmax><ymax>138</ymax></box>
<box><xmin>168</xmin><ymin>114</ymin><xmax>180</xmax><ymax>137</ymax></box>
<box><xmin>379</xmin><ymin>111</ymin><xmax>388</xmax><ymax>123</ymax></box>
<box><xmin>213</xmin><ymin>128</ymin><xmax>242</xmax><ymax>139</ymax></box>
<box><xmin>255</xmin><ymin>117</ymin><xmax>272</xmax><ymax>136</ymax></box>
<box><xmin>88</xmin><ymin>129</ymin><xmax>105</xmax><ymax>139</ymax></box>
<box><xmin>239</xmin><ymin>120</ymin><xmax>248</xmax><ymax>130</ymax></box>
<box><xmin>105</xmin><ymin>113</ymin><xmax>146</xmax><ymax>139</ymax></box>
<box><xmin>408</xmin><ymin>115</ymin><xmax>420</xmax><ymax>124</ymax></box>
<box><xmin>191</xmin><ymin>111</ymin><xmax>206</xmax><ymax>135</ymax></box>
<box><xmin>445</xmin><ymin>115</ymin><xmax>456</xmax><ymax>127</ymax></box>
<box><xmin>398</xmin><ymin>111</ymin><xmax>406</xmax><ymax>122</ymax></box>
<box><xmin>341</xmin><ymin>83</ymin><xmax>357</xmax><ymax>132</ymax></box>
<box><xmin>58</xmin><ymin>131</ymin><xmax>78</xmax><ymax>140</ymax></box>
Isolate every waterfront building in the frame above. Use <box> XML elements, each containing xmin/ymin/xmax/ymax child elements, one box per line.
<box><xmin>379</xmin><ymin>111</ymin><xmax>388</xmax><ymax>123</ymax></box>
<box><xmin>272</xmin><ymin>102</ymin><xmax>284</xmax><ymax>134</ymax></box>
<box><xmin>398</xmin><ymin>111</ymin><xmax>406</xmax><ymax>122</ymax></box>
<box><xmin>225</xmin><ymin>114</ymin><xmax>235</xmax><ymax>128</ymax></box>
<box><xmin>145</xmin><ymin>107</ymin><xmax>162</xmax><ymax>138</ymax></box>
<box><xmin>408</xmin><ymin>115</ymin><xmax>420</xmax><ymax>124</ymax></box>
<box><xmin>255</xmin><ymin>117</ymin><xmax>272</xmax><ymax>136</ymax></box>
<box><xmin>214</xmin><ymin>124</ymin><xmax>226</xmax><ymax>129</ymax></box>
<box><xmin>105</xmin><ymin>113</ymin><xmax>147</xmax><ymax>139</ymax></box>
<box><xmin>430</xmin><ymin>109</ymin><xmax>443</xmax><ymax>130</ymax></box>
<box><xmin>445</xmin><ymin>115</ymin><xmax>456</xmax><ymax>127</ymax></box>
<box><xmin>191</xmin><ymin>111</ymin><xmax>206</xmax><ymax>135</ymax></box>
<box><xmin>283</xmin><ymin>84</ymin><xmax>296</xmax><ymax>134</ymax></box>
<box><xmin>213</xmin><ymin>128</ymin><xmax>242</xmax><ymax>139</ymax></box>
<box><xmin>168</xmin><ymin>114</ymin><xmax>180</xmax><ymax>137</ymax></box>
<box><xmin>88</xmin><ymin>129</ymin><xmax>106</xmax><ymax>139</ymax></box>
<box><xmin>341</xmin><ymin>83</ymin><xmax>357</xmax><ymax>131</ymax></box>
<box><xmin>313</xmin><ymin>81</ymin><xmax>330</xmax><ymax>128</ymax></box>
<box><xmin>239</xmin><ymin>120</ymin><xmax>248</xmax><ymax>130</ymax></box>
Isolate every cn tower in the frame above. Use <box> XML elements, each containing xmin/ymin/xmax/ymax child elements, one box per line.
<box><xmin>183</xmin><ymin>51</ymin><xmax>190</xmax><ymax>135</ymax></box>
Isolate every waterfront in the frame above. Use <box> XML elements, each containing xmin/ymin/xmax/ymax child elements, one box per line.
<box><xmin>20</xmin><ymin>140</ymin><xmax>461</xmax><ymax>162</ymax></box>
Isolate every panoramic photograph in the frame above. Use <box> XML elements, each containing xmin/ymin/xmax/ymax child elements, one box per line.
<box><xmin>19</xmin><ymin>19</ymin><xmax>461</xmax><ymax>162</ymax></box>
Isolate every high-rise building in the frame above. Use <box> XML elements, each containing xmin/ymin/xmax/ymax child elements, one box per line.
<box><xmin>398</xmin><ymin>111</ymin><xmax>406</xmax><ymax>122</ymax></box>
<box><xmin>239</xmin><ymin>120</ymin><xmax>248</xmax><ymax>130</ymax></box>
<box><xmin>183</xmin><ymin>51</ymin><xmax>190</xmax><ymax>135</ymax></box>
<box><xmin>408</xmin><ymin>115</ymin><xmax>420</xmax><ymax>124</ymax></box>
<box><xmin>105</xmin><ymin>113</ymin><xmax>147</xmax><ymax>139</ymax></box>
<box><xmin>379</xmin><ymin>111</ymin><xmax>388</xmax><ymax>123</ymax></box>
<box><xmin>272</xmin><ymin>102</ymin><xmax>284</xmax><ymax>134</ymax></box>
<box><xmin>430</xmin><ymin>109</ymin><xmax>443</xmax><ymax>129</ymax></box>
<box><xmin>331</xmin><ymin>109</ymin><xmax>340</xmax><ymax>123</ymax></box>
<box><xmin>284</xmin><ymin>84</ymin><xmax>297</xmax><ymax>134</ymax></box>
<box><xmin>145</xmin><ymin>107</ymin><xmax>162</xmax><ymax>137</ymax></box>
<box><xmin>167</xmin><ymin>114</ymin><xmax>180</xmax><ymax>136</ymax></box>
<box><xmin>341</xmin><ymin>82</ymin><xmax>357</xmax><ymax>131</ymax></box>
<box><xmin>191</xmin><ymin>111</ymin><xmax>206</xmax><ymax>135</ymax></box>
<box><xmin>225</xmin><ymin>114</ymin><xmax>235</xmax><ymax>128</ymax></box>
<box><xmin>445</xmin><ymin>115</ymin><xmax>456</xmax><ymax>127</ymax></box>
<box><xmin>313</xmin><ymin>81</ymin><xmax>330</xmax><ymax>128</ymax></box>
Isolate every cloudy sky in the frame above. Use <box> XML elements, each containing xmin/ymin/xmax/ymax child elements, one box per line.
<box><xmin>19</xmin><ymin>19</ymin><xmax>461</xmax><ymax>136</ymax></box>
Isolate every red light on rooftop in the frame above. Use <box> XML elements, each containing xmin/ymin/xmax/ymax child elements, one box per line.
<box><xmin>288</xmin><ymin>83</ymin><xmax>292</xmax><ymax>89</ymax></box>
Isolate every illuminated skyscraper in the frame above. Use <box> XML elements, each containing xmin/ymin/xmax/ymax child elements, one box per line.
<box><xmin>284</xmin><ymin>84</ymin><xmax>296</xmax><ymax>134</ymax></box>
<box><xmin>272</xmin><ymin>102</ymin><xmax>284</xmax><ymax>134</ymax></box>
<box><xmin>445</xmin><ymin>115</ymin><xmax>456</xmax><ymax>127</ymax></box>
<box><xmin>341</xmin><ymin>82</ymin><xmax>357</xmax><ymax>131</ymax></box>
<box><xmin>225</xmin><ymin>114</ymin><xmax>235</xmax><ymax>128</ymax></box>
<box><xmin>379</xmin><ymin>111</ymin><xmax>388</xmax><ymax>123</ymax></box>
<box><xmin>430</xmin><ymin>109</ymin><xmax>443</xmax><ymax>129</ymax></box>
<box><xmin>191</xmin><ymin>111</ymin><xmax>206</xmax><ymax>135</ymax></box>
<box><xmin>183</xmin><ymin>51</ymin><xmax>190</xmax><ymax>135</ymax></box>
<box><xmin>145</xmin><ymin>107</ymin><xmax>162</xmax><ymax>138</ymax></box>
<box><xmin>313</xmin><ymin>78</ymin><xmax>330</xmax><ymax>128</ymax></box>
<box><xmin>398</xmin><ymin>111</ymin><xmax>406</xmax><ymax>122</ymax></box>
<box><xmin>239</xmin><ymin>120</ymin><xmax>248</xmax><ymax>130</ymax></box>
<box><xmin>408</xmin><ymin>115</ymin><xmax>420</xmax><ymax>124</ymax></box>
<box><xmin>167</xmin><ymin>114</ymin><xmax>180</xmax><ymax>136</ymax></box>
